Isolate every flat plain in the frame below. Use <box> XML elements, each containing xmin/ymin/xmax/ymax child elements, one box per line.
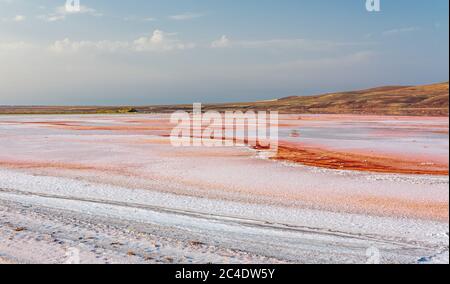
<box><xmin>0</xmin><ymin>114</ymin><xmax>448</xmax><ymax>264</ymax></box>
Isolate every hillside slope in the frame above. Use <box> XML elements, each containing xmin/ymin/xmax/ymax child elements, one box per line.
<box><xmin>193</xmin><ymin>82</ymin><xmax>449</xmax><ymax>116</ymax></box>
<box><xmin>137</xmin><ymin>82</ymin><xmax>449</xmax><ymax>116</ymax></box>
<box><xmin>0</xmin><ymin>82</ymin><xmax>448</xmax><ymax>116</ymax></box>
<box><xmin>269</xmin><ymin>82</ymin><xmax>449</xmax><ymax>116</ymax></box>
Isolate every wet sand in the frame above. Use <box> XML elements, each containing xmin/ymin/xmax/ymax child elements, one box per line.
<box><xmin>274</xmin><ymin>144</ymin><xmax>448</xmax><ymax>176</ymax></box>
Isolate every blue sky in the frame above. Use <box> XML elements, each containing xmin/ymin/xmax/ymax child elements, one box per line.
<box><xmin>0</xmin><ymin>0</ymin><xmax>448</xmax><ymax>105</ymax></box>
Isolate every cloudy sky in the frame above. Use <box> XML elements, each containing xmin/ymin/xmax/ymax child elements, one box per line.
<box><xmin>0</xmin><ymin>0</ymin><xmax>448</xmax><ymax>105</ymax></box>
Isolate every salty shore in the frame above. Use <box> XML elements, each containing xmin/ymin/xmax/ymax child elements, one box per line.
<box><xmin>0</xmin><ymin>114</ymin><xmax>448</xmax><ymax>264</ymax></box>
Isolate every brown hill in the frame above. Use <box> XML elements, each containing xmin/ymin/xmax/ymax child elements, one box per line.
<box><xmin>0</xmin><ymin>82</ymin><xmax>448</xmax><ymax>116</ymax></box>
<box><xmin>274</xmin><ymin>82</ymin><xmax>450</xmax><ymax>116</ymax></box>
<box><xmin>192</xmin><ymin>82</ymin><xmax>448</xmax><ymax>116</ymax></box>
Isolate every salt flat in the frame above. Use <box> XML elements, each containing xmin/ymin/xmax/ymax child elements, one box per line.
<box><xmin>0</xmin><ymin>114</ymin><xmax>448</xmax><ymax>264</ymax></box>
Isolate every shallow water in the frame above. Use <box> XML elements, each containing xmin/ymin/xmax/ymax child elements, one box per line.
<box><xmin>278</xmin><ymin>115</ymin><xmax>449</xmax><ymax>164</ymax></box>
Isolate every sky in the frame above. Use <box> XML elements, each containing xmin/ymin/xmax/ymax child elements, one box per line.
<box><xmin>0</xmin><ymin>0</ymin><xmax>448</xmax><ymax>105</ymax></box>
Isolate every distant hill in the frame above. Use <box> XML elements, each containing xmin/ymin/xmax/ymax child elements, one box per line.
<box><xmin>259</xmin><ymin>82</ymin><xmax>449</xmax><ymax>116</ymax></box>
<box><xmin>1</xmin><ymin>82</ymin><xmax>448</xmax><ymax>116</ymax></box>
<box><xmin>139</xmin><ymin>82</ymin><xmax>449</xmax><ymax>116</ymax></box>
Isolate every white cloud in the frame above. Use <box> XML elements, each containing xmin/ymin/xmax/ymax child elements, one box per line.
<box><xmin>2</xmin><ymin>14</ymin><xmax>26</xmax><ymax>22</ymax></box>
<box><xmin>169</xmin><ymin>12</ymin><xmax>203</xmax><ymax>21</ymax></box>
<box><xmin>57</xmin><ymin>4</ymin><xmax>102</xmax><ymax>16</ymax></box>
<box><xmin>38</xmin><ymin>14</ymin><xmax>65</xmax><ymax>22</ymax></box>
<box><xmin>49</xmin><ymin>30</ymin><xmax>194</xmax><ymax>53</ymax></box>
<box><xmin>123</xmin><ymin>15</ymin><xmax>157</xmax><ymax>22</ymax></box>
<box><xmin>47</xmin><ymin>32</ymin><xmax>371</xmax><ymax>55</ymax></box>
<box><xmin>211</xmin><ymin>35</ymin><xmax>231</xmax><ymax>48</ymax></box>
<box><xmin>210</xmin><ymin>36</ymin><xmax>369</xmax><ymax>51</ymax></box>
<box><xmin>285</xmin><ymin>51</ymin><xmax>376</xmax><ymax>69</ymax></box>
<box><xmin>38</xmin><ymin>5</ymin><xmax>102</xmax><ymax>22</ymax></box>
<box><xmin>241</xmin><ymin>39</ymin><xmax>360</xmax><ymax>50</ymax></box>
<box><xmin>133</xmin><ymin>30</ymin><xmax>195</xmax><ymax>51</ymax></box>
<box><xmin>382</xmin><ymin>27</ymin><xmax>420</xmax><ymax>36</ymax></box>
<box><xmin>13</xmin><ymin>15</ymin><xmax>25</xmax><ymax>22</ymax></box>
<box><xmin>143</xmin><ymin>17</ymin><xmax>157</xmax><ymax>22</ymax></box>
<box><xmin>0</xmin><ymin>41</ymin><xmax>33</xmax><ymax>53</ymax></box>
<box><xmin>49</xmin><ymin>38</ymin><xmax>129</xmax><ymax>53</ymax></box>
